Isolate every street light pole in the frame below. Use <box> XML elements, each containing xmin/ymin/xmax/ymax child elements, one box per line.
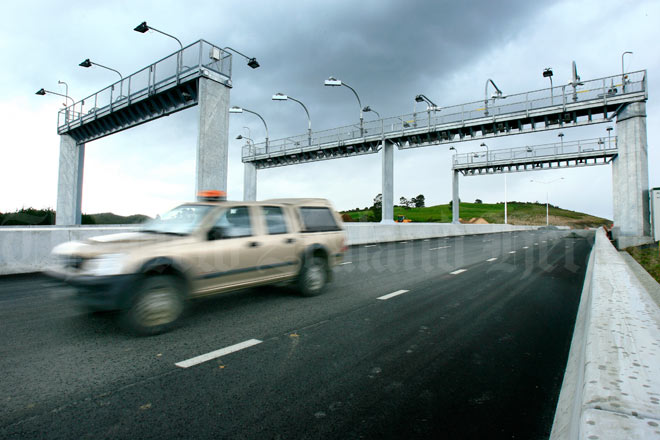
<box><xmin>325</xmin><ymin>77</ymin><xmax>363</xmax><ymax>136</ymax></box>
<box><xmin>606</xmin><ymin>126</ymin><xmax>613</xmax><ymax>149</ymax></box>
<box><xmin>229</xmin><ymin>106</ymin><xmax>269</xmax><ymax>152</ymax></box>
<box><xmin>415</xmin><ymin>94</ymin><xmax>438</xmax><ymax>129</ymax></box>
<box><xmin>133</xmin><ymin>21</ymin><xmax>182</xmax><ymax>49</ymax></box>
<box><xmin>272</xmin><ymin>93</ymin><xmax>311</xmax><ymax>146</ymax></box>
<box><xmin>480</xmin><ymin>142</ymin><xmax>489</xmax><ymax>167</ymax></box>
<box><xmin>543</xmin><ymin>68</ymin><xmax>554</xmax><ymax>105</ymax></box>
<box><xmin>484</xmin><ymin>79</ymin><xmax>504</xmax><ymax>116</ymax></box>
<box><xmin>79</xmin><ymin>59</ymin><xmax>123</xmax><ymax>79</ymax></box>
<box><xmin>530</xmin><ymin>178</ymin><xmax>564</xmax><ymax>226</ymax></box>
<box><xmin>621</xmin><ymin>51</ymin><xmax>633</xmax><ymax>92</ymax></box>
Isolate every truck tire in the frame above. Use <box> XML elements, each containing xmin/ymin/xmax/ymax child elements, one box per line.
<box><xmin>298</xmin><ymin>256</ymin><xmax>328</xmax><ymax>297</ymax></box>
<box><xmin>122</xmin><ymin>275</ymin><xmax>184</xmax><ymax>336</ymax></box>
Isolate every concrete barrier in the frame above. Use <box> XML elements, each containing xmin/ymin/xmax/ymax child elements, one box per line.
<box><xmin>551</xmin><ymin>229</ymin><xmax>660</xmax><ymax>439</ymax></box>
<box><xmin>0</xmin><ymin>223</ymin><xmax>538</xmax><ymax>275</ymax></box>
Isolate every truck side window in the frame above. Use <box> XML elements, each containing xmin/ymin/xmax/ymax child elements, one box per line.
<box><xmin>262</xmin><ymin>206</ymin><xmax>288</xmax><ymax>235</ymax></box>
<box><xmin>214</xmin><ymin>207</ymin><xmax>252</xmax><ymax>238</ymax></box>
<box><xmin>299</xmin><ymin>207</ymin><xmax>340</xmax><ymax>232</ymax></box>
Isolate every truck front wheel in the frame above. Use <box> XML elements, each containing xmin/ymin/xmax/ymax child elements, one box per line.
<box><xmin>298</xmin><ymin>256</ymin><xmax>328</xmax><ymax>297</ymax></box>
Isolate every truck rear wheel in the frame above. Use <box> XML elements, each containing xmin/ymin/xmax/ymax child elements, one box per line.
<box><xmin>298</xmin><ymin>256</ymin><xmax>328</xmax><ymax>297</ymax></box>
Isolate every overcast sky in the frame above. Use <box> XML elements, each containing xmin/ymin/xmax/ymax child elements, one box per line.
<box><xmin>1</xmin><ymin>0</ymin><xmax>658</xmax><ymax>220</ymax></box>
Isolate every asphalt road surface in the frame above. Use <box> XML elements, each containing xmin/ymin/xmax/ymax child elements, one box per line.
<box><xmin>0</xmin><ymin>229</ymin><xmax>593</xmax><ymax>439</ymax></box>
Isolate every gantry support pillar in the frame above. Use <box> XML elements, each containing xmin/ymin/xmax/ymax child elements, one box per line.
<box><xmin>381</xmin><ymin>139</ymin><xmax>394</xmax><ymax>223</ymax></box>
<box><xmin>55</xmin><ymin>135</ymin><xmax>84</xmax><ymax>225</ymax></box>
<box><xmin>452</xmin><ymin>170</ymin><xmax>460</xmax><ymax>224</ymax></box>
<box><xmin>612</xmin><ymin>101</ymin><xmax>652</xmax><ymax>248</ymax></box>
<box><xmin>196</xmin><ymin>77</ymin><xmax>231</xmax><ymax>196</ymax></box>
<box><xmin>243</xmin><ymin>162</ymin><xmax>257</xmax><ymax>201</ymax></box>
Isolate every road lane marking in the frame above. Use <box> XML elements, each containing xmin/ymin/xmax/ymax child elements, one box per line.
<box><xmin>509</xmin><ymin>251</ymin><xmax>516</xmax><ymax>254</ymax></box>
<box><xmin>377</xmin><ymin>290</ymin><xmax>410</xmax><ymax>300</ymax></box>
<box><xmin>534</xmin><ymin>243</ymin><xmax>539</xmax><ymax>245</ymax></box>
<box><xmin>523</xmin><ymin>246</ymin><xmax>529</xmax><ymax>249</ymax></box>
<box><xmin>423</xmin><ymin>239</ymin><xmax>430</xmax><ymax>242</ymax></box>
<box><xmin>429</xmin><ymin>246</ymin><xmax>450</xmax><ymax>250</ymax></box>
<box><xmin>486</xmin><ymin>258</ymin><xmax>497</xmax><ymax>262</ymax></box>
<box><xmin>175</xmin><ymin>339</ymin><xmax>263</xmax><ymax>368</ymax></box>
<box><xmin>364</xmin><ymin>245</ymin><xmax>377</xmax><ymax>248</ymax></box>
<box><xmin>542</xmin><ymin>241</ymin><xmax>547</xmax><ymax>243</ymax></box>
<box><xmin>450</xmin><ymin>269</ymin><xmax>467</xmax><ymax>275</ymax></box>
<box><xmin>339</xmin><ymin>261</ymin><xmax>352</xmax><ymax>265</ymax></box>
<box><xmin>399</xmin><ymin>241</ymin><xmax>409</xmax><ymax>244</ymax></box>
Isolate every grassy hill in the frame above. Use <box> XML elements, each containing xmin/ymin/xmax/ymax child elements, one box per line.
<box><xmin>343</xmin><ymin>202</ymin><xmax>611</xmax><ymax>228</ymax></box>
<box><xmin>0</xmin><ymin>208</ymin><xmax>151</xmax><ymax>226</ymax></box>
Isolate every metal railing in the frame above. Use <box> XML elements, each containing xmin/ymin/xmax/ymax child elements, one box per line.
<box><xmin>57</xmin><ymin>40</ymin><xmax>232</xmax><ymax>129</ymax></box>
<box><xmin>452</xmin><ymin>137</ymin><xmax>618</xmax><ymax>167</ymax></box>
<box><xmin>243</xmin><ymin>70</ymin><xmax>645</xmax><ymax>160</ymax></box>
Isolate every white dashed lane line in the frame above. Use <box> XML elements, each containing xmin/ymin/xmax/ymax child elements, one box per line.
<box><xmin>377</xmin><ymin>290</ymin><xmax>410</xmax><ymax>301</ymax></box>
<box><xmin>364</xmin><ymin>245</ymin><xmax>377</xmax><ymax>248</ymax></box>
<box><xmin>509</xmin><ymin>251</ymin><xmax>516</xmax><ymax>254</ymax></box>
<box><xmin>450</xmin><ymin>269</ymin><xmax>467</xmax><ymax>275</ymax></box>
<box><xmin>339</xmin><ymin>262</ymin><xmax>352</xmax><ymax>265</ymax></box>
<box><xmin>429</xmin><ymin>246</ymin><xmax>451</xmax><ymax>250</ymax></box>
<box><xmin>523</xmin><ymin>246</ymin><xmax>529</xmax><ymax>249</ymax></box>
<box><xmin>175</xmin><ymin>339</ymin><xmax>263</xmax><ymax>369</ymax></box>
<box><xmin>486</xmin><ymin>258</ymin><xmax>498</xmax><ymax>262</ymax></box>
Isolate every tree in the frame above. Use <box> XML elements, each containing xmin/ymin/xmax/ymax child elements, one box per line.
<box><xmin>475</xmin><ymin>199</ymin><xmax>483</xmax><ymax>204</ymax></box>
<box><xmin>370</xmin><ymin>193</ymin><xmax>382</xmax><ymax>222</ymax></box>
<box><xmin>399</xmin><ymin>196</ymin><xmax>409</xmax><ymax>208</ymax></box>
<box><xmin>413</xmin><ymin>194</ymin><xmax>425</xmax><ymax>208</ymax></box>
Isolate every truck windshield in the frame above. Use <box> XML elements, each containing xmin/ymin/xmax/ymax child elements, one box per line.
<box><xmin>141</xmin><ymin>204</ymin><xmax>213</xmax><ymax>235</ymax></box>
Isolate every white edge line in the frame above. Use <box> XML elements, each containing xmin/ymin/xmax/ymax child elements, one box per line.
<box><xmin>450</xmin><ymin>269</ymin><xmax>467</xmax><ymax>275</ymax></box>
<box><xmin>175</xmin><ymin>339</ymin><xmax>263</xmax><ymax>368</ymax></box>
<box><xmin>377</xmin><ymin>289</ymin><xmax>410</xmax><ymax>301</ymax></box>
<box><xmin>486</xmin><ymin>257</ymin><xmax>497</xmax><ymax>262</ymax></box>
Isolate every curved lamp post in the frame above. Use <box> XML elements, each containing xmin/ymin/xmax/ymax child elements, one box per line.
<box><xmin>272</xmin><ymin>93</ymin><xmax>311</xmax><ymax>146</ymax></box>
<box><xmin>543</xmin><ymin>67</ymin><xmax>554</xmax><ymax>105</ymax></box>
<box><xmin>415</xmin><ymin>94</ymin><xmax>438</xmax><ymax>128</ymax></box>
<box><xmin>621</xmin><ymin>51</ymin><xmax>633</xmax><ymax>92</ymax></box>
<box><xmin>223</xmin><ymin>47</ymin><xmax>259</xmax><ymax>69</ymax></box>
<box><xmin>79</xmin><ymin>59</ymin><xmax>123</xmax><ymax>79</ymax></box>
<box><xmin>36</xmin><ymin>87</ymin><xmax>76</xmax><ymax>122</ymax></box>
<box><xmin>324</xmin><ymin>76</ymin><xmax>364</xmax><ymax>136</ymax></box>
<box><xmin>229</xmin><ymin>106</ymin><xmax>269</xmax><ymax>153</ymax></box>
<box><xmin>133</xmin><ymin>21</ymin><xmax>182</xmax><ymax>49</ymax></box>
<box><xmin>484</xmin><ymin>79</ymin><xmax>504</xmax><ymax>116</ymax></box>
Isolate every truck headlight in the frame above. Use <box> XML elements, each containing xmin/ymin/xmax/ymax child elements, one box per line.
<box><xmin>85</xmin><ymin>254</ymin><xmax>126</xmax><ymax>276</ymax></box>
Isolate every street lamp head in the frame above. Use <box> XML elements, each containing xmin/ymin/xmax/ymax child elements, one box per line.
<box><xmin>236</xmin><ymin>135</ymin><xmax>244</xmax><ymax>140</ymax></box>
<box><xmin>414</xmin><ymin>95</ymin><xmax>424</xmax><ymax>103</ymax></box>
<box><xmin>543</xmin><ymin>67</ymin><xmax>553</xmax><ymax>78</ymax></box>
<box><xmin>449</xmin><ymin>146</ymin><xmax>456</xmax><ymax>151</ymax></box>
<box><xmin>558</xmin><ymin>132</ymin><xmax>564</xmax><ymax>137</ymax></box>
<box><xmin>79</xmin><ymin>59</ymin><xmax>93</xmax><ymax>68</ymax></box>
<box><xmin>606</xmin><ymin>126</ymin><xmax>613</xmax><ymax>132</ymax></box>
<box><xmin>324</xmin><ymin>76</ymin><xmax>342</xmax><ymax>87</ymax></box>
<box><xmin>272</xmin><ymin>93</ymin><xmax>288</xmax><ymax>101</ymax></box>
<box><xmin>229</xmin><ymin>106</ymin><xmax>244</xmax><ymax>113</ymax></box>
<box><xmin>134</xmin><ymin>21</ymin><xmax>149</xmax><ymax>33</ymax></box>
<box><xmin>35</xmin><ymin>88</ymin><xmax>46</xmax><ymax>96</ymax></box>
<box><xmin>246</xmin><ymin>57</ymin><xmax>260</xmax><ymax>69</ymax></box>
<box><xmin>480</xmin><ymin>142</ymin><xmax>487</xmax><ymax>147</ymax></box>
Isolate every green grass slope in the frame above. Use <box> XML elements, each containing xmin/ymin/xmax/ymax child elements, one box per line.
<box><xmin>343</xmin><ymin>202</ymin><xmax>611</xmax><ymax>228</ymax></box>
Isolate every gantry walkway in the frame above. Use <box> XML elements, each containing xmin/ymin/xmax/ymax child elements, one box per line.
<box><xmin>242</xmin><ymin>71</ymin><xmax>646</xmax><ymax>169</ymax></box>
<box><xmin>452</xmin><ymin>137</ymin><xmax>618</xmax><ymax>175</ymax></box>
<box><xmin>56</xmin><ymin>40</ymin><xmax>232</xmax><ymax>144</ymax></box>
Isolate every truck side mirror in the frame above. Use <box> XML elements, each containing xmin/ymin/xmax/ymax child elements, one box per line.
<box><xmin>207</xmin><ymin>226</ymin><xmax>225</xmax><ymax>241</ymax></box>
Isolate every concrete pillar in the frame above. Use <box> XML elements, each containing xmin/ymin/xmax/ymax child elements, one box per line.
<box><xmin>196</xmin><ymin>77</ymin><xmax>231</xmax><ymax>195</ymax></box>
<box><xmin>612</xmin><ymin>101</ymin><xmax>652</xmax><ymax>248</ymax></box>
<box><xmin>243</xmin><ymin>162</ymin><xmax>257</xmax><ymax>201</ymax></box>
<box><xmin>55</xmin><ymin>135</ymin><xmax>84</xmax><ymax>225</ymax></box>
<box><xmin>381</xmin><ymin>139</ymin><xmax>394</xmax><ymax>223</ymax></box>
<box><xmin>452</xmin><ymin>170</ymin><xmax>460</xmax><ymax>224</ymax></box>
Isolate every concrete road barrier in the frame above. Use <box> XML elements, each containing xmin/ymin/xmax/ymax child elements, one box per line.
<box><xmin>551</xmin><ymin>228</ymin><xmax>660</xmax><ymax>439</ymax></box>
<box><xmin>0</xmin><ymin>223</ymin><xmax>539</xmax><ymax>275</ymax></box>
